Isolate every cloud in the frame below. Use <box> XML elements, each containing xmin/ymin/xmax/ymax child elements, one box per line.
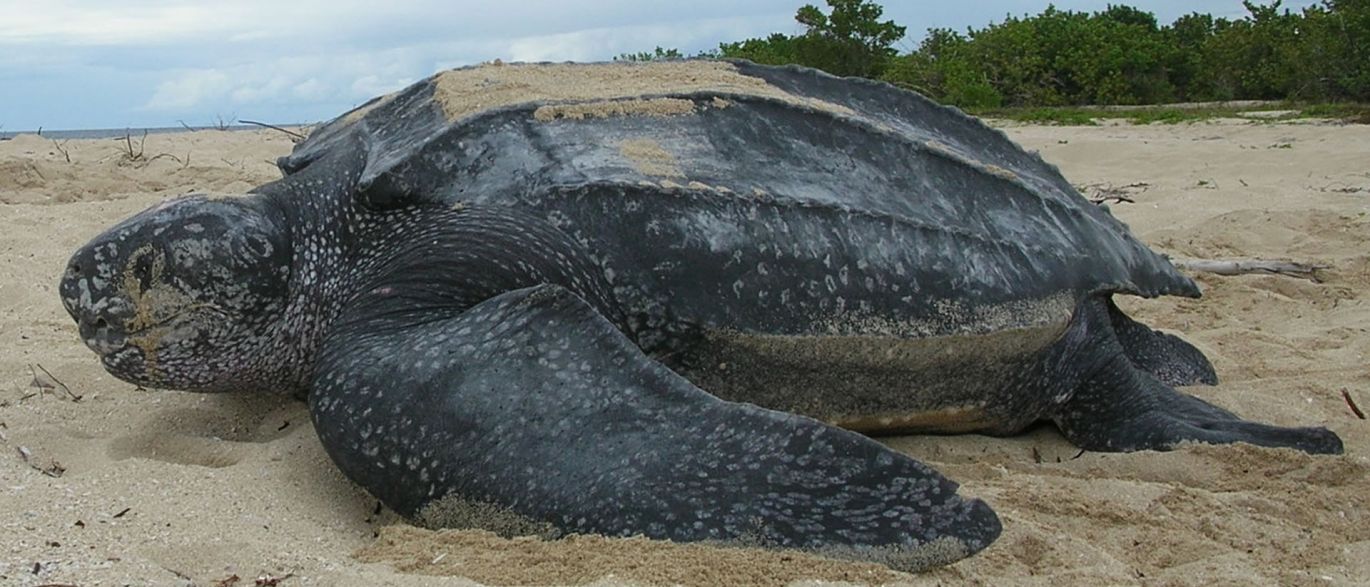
<box><xmin>13</xmin><ymin>0</ymin><xmax>1316</xmax><ymax>130</ymax></box>
<box><xmin>144</xmin><ymin>69</ymin><xmax>232</xmax><ymax>110</ymax></box>
<box><xmin>504</xmin><ymin>14</ymin><xmax>789</xmax><ymax>62</ymax></box>
<box><xmin>135</xmin><ymin>12</ymin><xmax>789</xmax><ymax>117</ymax></box>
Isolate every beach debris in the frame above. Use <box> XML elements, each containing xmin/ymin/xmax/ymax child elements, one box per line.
<box><xmin>50</xmin><ymin>138</ymin><xmax>71</xmax><ymax>163</ymax></box>
<box><xmin>1077</xmin><ymin>181</ymin><xmax>1148</xmax><ymax>205</ymax></box>
<box><xmin>16</xmin><ymin>445</ymin><xmax>65</xmax><ymax>477</ymax></box>
<box><xmin>30</xmin><ymin>364</ymin><xmax>81</xmax><ymax>402</ymax></box>
<box><xmin>1171</xmin><ymin>257</ymin><xmax>1327</xmax><ymax>283</ymax></box>
<box><xmin>255</xmin><ymin>572</ymin><xmax>294</xmax><ymax>586</ymax></box>
<box><xmin>1343</xmin><ymin>389</ymin><xmax>1365</xmax><ymax>420</ymax></box>
<box><xmin>117</xmin><ymin>129</ymin><xmax>149</xmax><ymax>163</ymax></box>
<box><xmin>213</xmin><ymin>574</ymin><xmax>243</xmax><ymax>587</ymax></box>
<box><xmin>239</xmin><ymin>120</ymin><xmax>306</xmax><ymax>143</ymax></box>
<box><xmin>112</xmin><ymin>507</ymin><xmax>131</xmax><ymax>519</ymax></box>
<box><xmin>1317</xmin><ymin>182</ymin><xmax>1367</xmax><ymax>194</ymax></box>
<box><xmin>213</xmin><ymin>114</ymin><xmax>235</xmax><ymax>131</ymax></box>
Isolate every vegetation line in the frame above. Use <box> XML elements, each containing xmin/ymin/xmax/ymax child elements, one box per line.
<box><xmin>621</xmin><ymin>0</ymin><xmax>1369</xmax><ymax>121</ymax></box>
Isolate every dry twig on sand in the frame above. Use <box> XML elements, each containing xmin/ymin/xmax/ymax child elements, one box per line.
<box><xmin>1078</xmin><ymin>181</ymin><xmax>1149</xmax><ymax>205</ymax></box>
<box><xmin>239</xmin><ymin>119</ymin><xmax>306</xmax><ymax>142</ymax></box>
<box><xmin>255</xmin><ymin>572</ymin><xmax>294</xmax><ymax>586</ymax></box>
<box><xmin>1171</xmin><ymin>258</ymin><xmax>1326</xmax><ymax>282</ymax></box>
<box><xmin>16</xmin><ymin>445</ymin><xmax>65</xmax><ymax>477</ymax></box>
<box><xmin>1344</xmin><ymin>389</ymin><xmax>1366</xmax><ymax>420</ymax></box>
<box><xmin>118</xmin><ymin>129</ymin><xmax>149</xmax><ymax>162</ymax></box>
<box><xmin>30</xmin><ymin>364</ymin><xmax>81</xmax><ymax>401</ymax></box>
<box><xmin>50</xmin><ymin>139</ymin><xmax>72</xmax><ymax>163</ymax></box>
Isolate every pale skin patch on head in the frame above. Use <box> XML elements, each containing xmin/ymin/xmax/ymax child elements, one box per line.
<box><xmin>123</xmin><ymin>244</ymin><xmax>168</xmax><ymax>333</ymax></box>
<box><xmin>618</xmin><ymin>139</ymin><xmax>684</xmax><ymax>178</ymax></box>
<box><xmin>122</xmin><ymin>244</ymin><xmax>169</xmax><ymax>378</ymax></box>
<box><xmin>119</xmin><ymin>243</ymin><xmax>216</xmax><ymax>382</ymax></box>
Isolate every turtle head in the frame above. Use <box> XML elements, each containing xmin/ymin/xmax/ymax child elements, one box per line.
<box><xmin>60</xmin><ymin>194</ymin><xmax>293</xmax><ymax>392</ymax></box>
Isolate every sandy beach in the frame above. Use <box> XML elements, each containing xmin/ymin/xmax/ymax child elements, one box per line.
<box><xmin>1</xmin><ymin>117</ymin><xmax>1366</xmax><ymax>586</ymax></box>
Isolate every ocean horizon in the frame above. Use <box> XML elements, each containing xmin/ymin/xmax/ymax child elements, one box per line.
<box><xmin>0</xmin><ymin>123</ymin><xmax>304</xmax><ymax>141</ymax></box>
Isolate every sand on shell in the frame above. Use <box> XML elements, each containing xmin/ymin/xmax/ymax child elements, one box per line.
<box><xmin>0</xmin><ymin>116</ymin><xmax>1366</xmax><ymax>586</ymax></box>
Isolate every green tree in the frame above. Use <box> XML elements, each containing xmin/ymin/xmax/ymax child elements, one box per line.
<box><xmin>719</xmin><ymin>0</ymin><xmax>906</xmax><ymax>78</ymax></box>
<box><xmin>614</xmin><ymin>47</ymin><xmax>684</xmax><ymax>62</ymax></box>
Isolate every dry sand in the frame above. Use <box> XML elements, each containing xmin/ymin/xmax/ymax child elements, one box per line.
<box><xmin>0</xmin><ymin>117</ymin><xmax>1366</xmax><ymax>586</ymax></box>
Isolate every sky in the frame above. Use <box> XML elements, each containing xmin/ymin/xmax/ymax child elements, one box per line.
<box><xmin>0</xmin><ymin>1</ymin><xmax>1323</xmax><ymax>132</ymax></box>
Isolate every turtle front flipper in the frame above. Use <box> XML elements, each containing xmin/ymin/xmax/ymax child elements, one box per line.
<box><xmin>1053</xmin><ymin>298</ymin><xmax>1343</xmax><ymax>455</ymax></box>
<box><xmin>310</xmin><ymin>284</ymin><xmax>1000</xmax><ymax>572</ymax></box>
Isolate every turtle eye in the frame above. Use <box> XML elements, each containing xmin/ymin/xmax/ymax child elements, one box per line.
<box><xmin>133</xmin><ymin>257</ymin><xmax>153</xmax><ymax>290</ymax></box>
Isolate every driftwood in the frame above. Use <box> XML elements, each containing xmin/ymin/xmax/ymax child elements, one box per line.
<box><xmin>1172</xmin><ymin>258</ymin><xmax>1326</xmax><ymax>283</ymax></box>
<box><xmin>1079</xmin><ymin>181</ymin><xmax>1149</xmax><ymax>205</ymax></box>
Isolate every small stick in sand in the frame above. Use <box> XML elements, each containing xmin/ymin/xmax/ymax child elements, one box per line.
<box><xmin>1090</xmin><ymin>194</ymin><xmax>1135</xmax><ymax>205</ymax></box>
<box><xmin>50</xmin><ymin>138</ymin><xmax>71</xmax><ymax>163</ymax></box>
<box><xmin>239</xmin><ymin>119</ymin><xmax>306</xmax><ymax>142</ymax></box>
<box><xmin>255</xmin><ymin>572</ymin><xmax>294</xmax><ymax>586</ymax></box>
<box><xmin>213</xmin><ymin>575</ymin><xmax>243</xmax><ymax>587</ymax></box>
<box><xmin>31</xmin><ymin>364</ymin><xmax>80</xmax><ymax>402</ymax></box>
<box><xmin>1171</xmin><ymin>258</ymin><xmax>1326</xmax><ymax>283</ymax></box>
<box><xmin>1344</xmin><ymin>389</ymin><xmax>1366</xmax><ymax>420</ymax></box>
<box><xmin>1079</xmin><ymin>181</ymin><xmax>1148</xmax><ymax>205</ymax></box>
<box><xmin>16</xmin><ymin>445</ymin><xmax>64</xmax><ymax>477</ymax></box>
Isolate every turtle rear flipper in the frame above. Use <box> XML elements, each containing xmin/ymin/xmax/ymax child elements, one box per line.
<box><xmin>310</xmin><ymin>284</ymin><xmax>1001</xmax><ymax>572</ymax></box>
<box><xmin>1106</xmin><ymin>298</ymin><xmax>1218</xmax><ymax>387</ymax></box>
<box><xmin>1053</xmin><ymin>299</ymin><xmax>1343</xmax><ymax>455</ymax></box>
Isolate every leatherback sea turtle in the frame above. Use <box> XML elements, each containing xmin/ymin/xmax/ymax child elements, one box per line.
<box><xmin>59</xmin><ymin>60</ymin><xmax>1343</xmax><ymax>572</ymax></box>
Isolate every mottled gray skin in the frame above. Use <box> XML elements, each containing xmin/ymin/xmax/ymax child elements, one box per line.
<box><xmin>60</xmin><ymin>60</ymin><xmax>1341</xmax><ymax>573</ymax></box>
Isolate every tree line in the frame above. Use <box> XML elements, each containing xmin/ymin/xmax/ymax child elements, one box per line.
<box><xmin>621</xmin><ymin>0</ymin><xmax>1369</xmax><ymax>109</ymax></box>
